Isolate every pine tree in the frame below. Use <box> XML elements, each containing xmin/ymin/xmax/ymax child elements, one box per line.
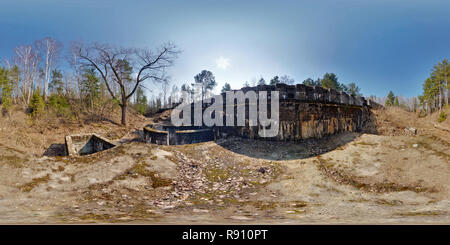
<box><xmin>8</xmin><ymin>65</ymin><xmax>19</xmax><ymax>105</ymax></box>
<box><xmin>320</xmin><ymin>73</ymin><xmax>340</xmax><ymax>90</ymax></box>
<box><xmin>134</xmin><ymin>86</ymin><xmax>148</xmax><ymax>115</ymax></box>
<box><xmin>386</xmin><ymin>91</ymin><xmax>395</xmax><ymax>106</ymax></box>
<box><xmin>80</xmin><ymin>68</ymin><xmax>100</xmax><ymax>112</ymax></box>
<box><xmin>0</xmin><ymin>67</ymin><xmax>13</xmax><ymax>115</ymax></box>
<box><xmin>269</xmin><ymin>76</ymin><xmax>280</xmax><ymax>85</ymax></box>
<box><xmin>394</xmin><ymin>96</ymin><xmax>400</xmax><ymax>106</ymax></box>
<box><xmin>30</xmin><ymin>88</ymin><xmax>45</xmax><ymax>117</ymax></box>
<box><xmin>302</xmin><ymin>78</ymin><xmax>319</xmax><ymax>86</ymax></box>
<box><xmin>49</xmin><ymin>69</ymin><xmax>64</xmax><ymax>95</ymax></box>
<box><xmin>437</xmin><ymin>59</ymin><xmax>449</xmax><ymax>106</ymax></box>
<box><xmin>194</xmin><ymin>70</ymin><xmax>217</xmax><ymax>100</ymax></box>
<box><xmin>257</xmin><ymin>77</ymin><xmax>266</xmax><ymax>86</ymax></box>
<box><xmin>221</xmin><ymin>83</ymin><xmax>231</xmax><ymax>93</ymax></box>
<box><xmin>344</xmin><ymin>82</ymin><xmax>362</xmax><ymax>96</ymax></box>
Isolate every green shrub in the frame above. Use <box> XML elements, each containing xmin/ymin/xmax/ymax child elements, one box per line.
<box><xmin>50</xmin><ymin>96</ymin><xmax>71</xmax><ymax>117</ymax></box>
<box><xmin>437</xmin><ymin>111</ymin><xmax>447</xmax><ymax>123</ymax></box>
<box><xmin>135</xmin><ymin>103</ymin><xmax>147</xmax><ymax>115</ymax></box>
<box><xmin>1</xmin><ymin>86</ymin><xmax>12</xmax><ymax>117</ymax></box>
<box><xmin>48</xmin><ymin>94</ymin><xmax>72</xmax><ymax>118</ymax></box>
<box><xmin>29</xmin><ymin>89</ymin><xmax>45</xmax><ymax>117</ymax></box>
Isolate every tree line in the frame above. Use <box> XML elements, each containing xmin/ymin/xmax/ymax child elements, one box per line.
<box><xmin>239</xmin><ymin>72</ymin><xmax>362</xmax><ymax>97</ymax></box>
<box><xmin>419</xmin><ymin>58</ymin><xmax>449</xmax><ymax>114</ymax></box>
<box><xmin>0</xmin><ymin>37</ymin><xmax>179</xmax><ymax>125</ymax></box>
<box><xmin>0</xmin><ymin>37</ymin><xmax>367</xmax><ymax>126</ymax></box>
<box><xmin>371</xmin><ymin>58</ymin><xmax>449</xmax><ymax>121</ymax></box>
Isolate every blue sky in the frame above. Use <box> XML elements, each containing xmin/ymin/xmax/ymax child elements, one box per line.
<box><xmin>1</xmin><ymin>0</ymin><xmax>450</xmax><ymax>97</ymax></box>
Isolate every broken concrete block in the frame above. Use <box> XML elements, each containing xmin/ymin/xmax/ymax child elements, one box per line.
<box><xmin>65</xmin><ymin>133</ymin><xmax>116</xmax><ymax>156</ymax></box>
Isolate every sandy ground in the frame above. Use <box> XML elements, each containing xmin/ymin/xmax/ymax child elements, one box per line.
<box><xmin>0</xmin><ymin>130</ymin><xmax>448</xmax><ymax>224</ymax></box>
<box><xmin>0</xmin><ymin>107</ymin><xmax>449</xmax><ymax>224</ymax></box>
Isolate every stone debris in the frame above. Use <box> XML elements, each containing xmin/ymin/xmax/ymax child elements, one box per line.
<box><xmin>65</xmin><ymin>133</ymin><xmax>116</xmax><ymax>156</ymax></box>
<box><xmin>229</xmin><ymin>215</ymin><xmax>253</xmax><ymax>221</ymax></box>
<box><xmin>70</xmin><ymin>140</ymin><xmax>282</xmax><ymax>221</ymax></box>
<box><xmin>404</xmin><ymin>127</ymin><xmax>417</xmax><ymax>136</ymax></box>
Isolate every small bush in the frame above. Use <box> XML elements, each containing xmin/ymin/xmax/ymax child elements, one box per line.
<box><xmin>437</xmin><ymin>111</ymin><xmax>447</xmax><ymax>123</ymax></box>
<box><xmin>135</xmin><ymin>103</ymin><xmax>147</xmax><ymax>115</ymax></box>
<box><xmin>48</xmin><ymin>94</ymin><xmax>72</xmax><ymax>118</ymax></box>
<box><xmin>29</xmin><ymin>89</ymin><xmax>45</xmax><ymax>118</ymax></box>
<box><xmin>417</xmin><ymin>109</ymin><xmax>427</xmax><ymax>118</ymax></box>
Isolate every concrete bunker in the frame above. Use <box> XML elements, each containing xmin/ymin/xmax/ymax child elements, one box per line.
<box><xmin>144</xmin><ymin>83</ymin><xmax>374</xmax><ymax>145</ymax></box>
<box><xmin>65</xmin><ymin>133</ymin><xmax>116</xmax><ymax>156</ymax></box>
<box><xmin>143</xmin><ymin>124</ymin><xmax>214</xmax><ymax>145</ymax></box>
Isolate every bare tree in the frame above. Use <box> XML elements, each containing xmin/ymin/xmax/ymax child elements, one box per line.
<box><xmin>161</xmin><ymin>79</ymin><xmax>171</xmax><ymax>108</ymax></box>
<box><xmin>14</xmin><ymin>44</ymin><xmax>40</xmax><ymax>106</ymax></box>
<box><xmin>35</xmin><ymin>37</ymin><xmax>62</xmax><ymax>101</ymax></box>
<box><xmin>170</xmin><ymin>84</ymin><xmax>179</xmax><ymax>105</ymax></box>
<box><xmin>280</xmin><ymin>75</ymin><xmax>295</xmax><ymax>85</ymax></box>
<box><xmin>67</xmin><ymin>41</ymin><xmax>86</xmax><ymax>112</ymax></box>
<box><xmin>74</xmin><ymin>42</ymin><xmax>179</xmax><ymax>125</ymax></box>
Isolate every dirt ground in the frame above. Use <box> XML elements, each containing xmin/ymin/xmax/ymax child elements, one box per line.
<box><xmin>0</xmin><ymin>107</ymin><xmax>449</xmax><ymax>224</ymax></box>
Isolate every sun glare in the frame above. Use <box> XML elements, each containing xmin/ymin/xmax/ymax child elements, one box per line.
<box><xmin>216</xmin><ymin>56</ymin><xmax>230</xmax><ymax>69</ymax></box>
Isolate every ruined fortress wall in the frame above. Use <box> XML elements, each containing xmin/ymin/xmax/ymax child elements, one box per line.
<box><xmin>143</xmin><ymin>127</ymin><xmax>169</xmax><ymax>145</ymax></box>
<box><xmin>65</xmin><ymin>134</ymin><xmax>116</xmax><ymax>156</ymax></box>
<box><xmin>143</xmin><ymin>125</ymin><xmax>214</xmax><ymax>145</ymax></box>
<box><xmin>214</xmin><ymin>101</ymin><xmax>365</xmax><ymax>140</ymax></box>
<box><xmin>208</xmin><ymin>83</ymin><xmax>367</xmax><ymax>140</ymax></box>
<box><xmin>174</xmin><ymin>129</ymin><xmax>214</xmax><ymax>145</ymax></box>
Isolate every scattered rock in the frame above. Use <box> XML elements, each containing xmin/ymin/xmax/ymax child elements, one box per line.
<box><xmin>162</xmin><ymin>205</ymin><xmax>175</xmax><ymax>209</ymax></box>
<box><xmin>229</xmin><ymin>215</ymin><xmax>252</xmax><ymax>221</ymax></box>
<box><xmin>257</xmin><ymin>167</ymin><xmax>267</xmax><ymax>174</ymax></box>
<box><xmin>117</xmin><ymin>216</ymin><xmax>132</xmax><ymax>221</ymax></box>
<box><xmin>405</xmin><ymin>127</ymin><xmax>417</xmax><ymax>135</ymax></box>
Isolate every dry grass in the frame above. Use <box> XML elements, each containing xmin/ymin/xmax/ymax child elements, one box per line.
<box><xmin>0</xmin><ymin>106</ymin><xmax>148</xmax><ymax>156</ymax></box>
<box><xmin>315</xmin><ymin>156</ymin><xmax>436</xmax><ymax>194</ymax></box>
<box><xmin>121</xmin><ymin>161</ymin><xmax>173</xmax><ymax>188</ymax></box>
<box><xmin>395</xmin><ymin>210</ymin><xmax>446</xmax><ymax>216</ymax></box>
<box><xmin>19</xmin><ymin>174</ymin><xmax>51</xmax><ymax>192</ymax></box>
<box><xmin>1</xmin><ymin>155</ymin><xmax>27</xmax><ymax>168</ymax></box>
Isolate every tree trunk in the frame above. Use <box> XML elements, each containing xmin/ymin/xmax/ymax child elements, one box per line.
<box><xmin>447</xmin><ymin>81</ymin><xmax>449</xmax><ymax>106</ymax></box>
<box><xmin>121</xmin><ymin>103</ymin><xmax>127</xmax><ymax>126</ymax></box>
<box><xmin>428</xmin><ymin>101</ymin><xmax>432</xmax><ymax>115</ymax></box>
<box><xmin>435</xmin><ymin>96</ymin><xmax>438</xmax><ymax>112</ymax></box>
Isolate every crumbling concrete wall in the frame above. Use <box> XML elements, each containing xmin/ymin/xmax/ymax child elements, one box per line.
<box><xmin>143</xmin><ymin>125</ymin><xmax>214</xmax><ymax>145</ymax></box>
<box><xmin>177</xmin><ymin>84</ymin><xmax>369</xmax><ymax>141</ymax></box>
<box><xmin>65</xmin><ymin>133</ymin><xmax>116</xmax><ymax>156</ymax></box>
<box><xmin>143</xmin><ymin>127</ymin><xmax>169</xmax><ymax>145</ymax></box>
<box><xmin>215</xmin><ymin>101</ymin><xmax>365</xmax><ymax>140</ymax></box>
<box><xmin>175</xmin><ymin>129</ymin><xmax>214</xmax><ymax>145</ymax></box>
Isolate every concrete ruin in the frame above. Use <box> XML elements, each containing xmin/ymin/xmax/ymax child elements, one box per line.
<box><xmin>146</xmin><ymin>84</ymin><xmax>373</xmax><ymax>145</ymax></box>
<box><xmin>65</xmin><ymin>133</ymin><xmax>116</xmax><ymax>156</ymax></box>
<box><xmin>143</xmin><ymin>125</ymin><xmax>214</xmax><ymax>145</ymax></box>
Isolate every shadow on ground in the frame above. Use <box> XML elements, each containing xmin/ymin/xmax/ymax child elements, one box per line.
<box><xmin>216</xmin><ymin>132</ymin><xmax>361</xmax><ymax>161</ymax></box>
<box><xmin>43</xmin><ymin>143</ymin><xmax>67</xmax><ymax>157</ymax></box>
